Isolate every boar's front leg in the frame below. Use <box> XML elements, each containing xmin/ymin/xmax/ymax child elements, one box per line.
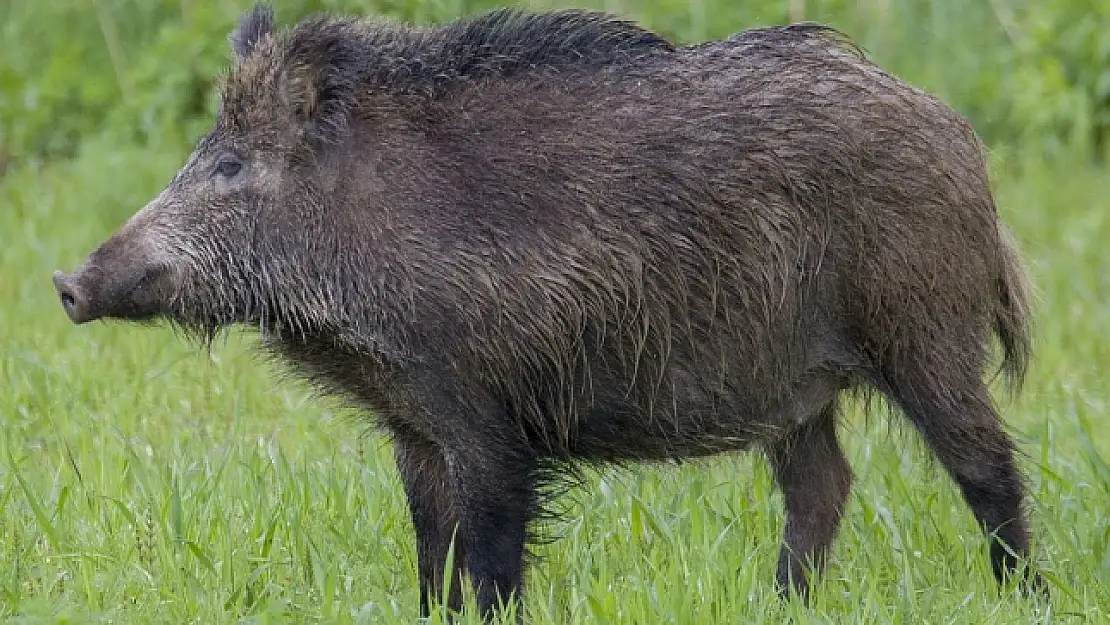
<box><xmin>444</xmin><ymin>435</ymin><xmax>536</xmax><ymax>623</ymax></box>
<box><xmin>410</xmin><ymin>372</ymin><xmax>536</xmax><ymax>622</ymax></box>
<box><xmin>393</xmin><ymin>433</ymin><xmax>466</xmax><ymax>618</ymax></box>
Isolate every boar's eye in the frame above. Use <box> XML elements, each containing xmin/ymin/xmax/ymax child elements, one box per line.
<box><xmin>214</xmin><ymin>158</ymin><xmax>242</xmax><ymax>179</ymax></box>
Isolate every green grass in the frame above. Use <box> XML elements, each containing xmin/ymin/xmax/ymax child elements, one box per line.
<box><xmin>3</xmin><ymin>61</ymin><xmax>1110</xmax><ymax>625</ymax></box>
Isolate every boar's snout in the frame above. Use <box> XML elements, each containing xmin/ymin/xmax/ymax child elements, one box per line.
<box><xmin>52</xmin><ymin>270</ymin><xmax>92</xmax><ymax>324</ymax></box>
<box><xmin>52</xmin><ymin>188</ymin><xmax>187</xmax><ymax>327</ymax></box>
<box><xmin>51</xmin><ymin>252</ymin><xmax>169</xmax><ymax>326</ymax></box>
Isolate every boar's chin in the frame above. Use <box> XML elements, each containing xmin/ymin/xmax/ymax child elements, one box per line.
<box><xmin>159</xmin><ymin>295</ymin><xmax>272</xmax><ymax>343</ymax></box>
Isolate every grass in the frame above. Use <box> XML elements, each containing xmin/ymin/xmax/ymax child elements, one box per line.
<box><xmin>3</xmin><ymin>30</ymin><xmax>1110</xmax><ymax>625</ymax></box>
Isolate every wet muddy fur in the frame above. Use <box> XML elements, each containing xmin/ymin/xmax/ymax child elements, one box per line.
<box><xmin>52</xmin><ymin>4</ymin><xmax>1046</xmax><ymax>621</ymax></box>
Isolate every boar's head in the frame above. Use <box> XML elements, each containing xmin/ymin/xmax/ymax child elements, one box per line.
<box><xmin>52</xmin><ymin>5</ymin><xmax>373</xmax><ymax>341</ymax></box>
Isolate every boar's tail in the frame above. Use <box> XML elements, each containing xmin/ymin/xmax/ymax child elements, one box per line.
<box><xmin>994</xmin><ymin>223</ymin><xmax>1034</xmax><ymax>394</ymax></box>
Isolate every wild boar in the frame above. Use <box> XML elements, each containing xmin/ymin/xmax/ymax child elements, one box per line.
<box><xmin>52</xmin><ymin>4</ymin><xmax>1044</xmax><ymax>621</ymax></box>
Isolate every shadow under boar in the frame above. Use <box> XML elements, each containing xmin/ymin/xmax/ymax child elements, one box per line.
<box><xmin>52</xmin><ymin>4</ymin><xmax>1046</xmax><ymax>620</ymax></box>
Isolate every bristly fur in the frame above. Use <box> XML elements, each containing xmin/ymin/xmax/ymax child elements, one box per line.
<box><xmin>229</xmin><ymin>3</ymin><xmax>274</xmax><ymax>60</ymax></box>
<box><xmin>994</xmin><ymin>223</ymin><xmax>1034</xmax><ymax>394</ymax></box>
<box><xmin>64</xmin><ymin>3</ymin><xmax>1043</xmax><ymax>620</ymax></box>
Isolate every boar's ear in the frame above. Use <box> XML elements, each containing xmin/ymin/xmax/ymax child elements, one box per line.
<box><xmin>278</xmin><ymin>29</ymin><xmax>360</xmax><ymax>147</ymax></box>
<box><xmin>230</xmin><ymin>3</ymin><xmax>275</xmax><ymax>61</ymax></box>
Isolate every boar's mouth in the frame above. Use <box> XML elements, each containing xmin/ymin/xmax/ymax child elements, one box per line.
<box><xmin>52</xmin><ymin>265</ymin><xmax>168</xmax><ymax>325</ymax></box>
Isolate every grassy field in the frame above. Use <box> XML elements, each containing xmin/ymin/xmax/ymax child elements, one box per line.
<box><xmin>3</xmin><ymin>10</ymin><xmax>1110</xmax><ymax>625</ymax></box>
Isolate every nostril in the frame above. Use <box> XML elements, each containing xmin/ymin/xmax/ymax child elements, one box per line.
<box><xmin>52</xmin><ymin>270</ymin><xmax>86</xmax><ymax>323</ymax></box>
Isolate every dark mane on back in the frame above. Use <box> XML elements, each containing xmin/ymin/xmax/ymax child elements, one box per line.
<box><xmin>419</xmin><ymin>7</ymin><xmax>675</xmax><ymax>77</ymax></box>
<box><xmin>725</xmin><ymin>22</ymin><xmax>868</xmax><ymax>59</ymax></box>
<box><xmin>220</xmin><ymin>6</ymin><xmax>676</xmax><ymax>141</ymax></box>
<box><xmin>277</xmin><ymin>7</ymin><xmax>675</xmax><ymax>98</ymax></box>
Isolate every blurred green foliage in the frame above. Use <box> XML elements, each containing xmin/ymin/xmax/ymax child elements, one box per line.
<box><xmin>1007</xmin><ymin>0</ymin><xmax>1110</xmax><ymax>160</ymax></box>
<box><xmin>0</xmin><ymin>0</ymin><xmax>1107</xmax><ymax>172</ymax></box>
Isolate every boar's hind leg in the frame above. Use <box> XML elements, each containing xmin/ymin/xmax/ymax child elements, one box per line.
<box><xmin>764</xmin><ymin>400</ymin><xmax>852</xmax><ymax>601</ymax></box>
<box><xmin>880</xmin><ymin>353</ymin><xmax>1046</xmax><ymax>595</ymax></box>
<box><xmin>394</xmin><ymin>434</ymin><xmax>466</xmax><ymax>618</ymax></box>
